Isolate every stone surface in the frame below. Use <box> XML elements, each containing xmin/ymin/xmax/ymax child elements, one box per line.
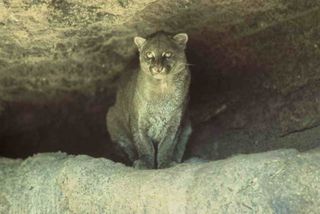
<box><xmin>1</xmin><ymin>149</ymin><xmax>320</xmax><ymax>213</ymax></box>
<box><xmin>0</xmin><ymin>1</ymin><xmax>319</xmax><ymax>162</ymax></box>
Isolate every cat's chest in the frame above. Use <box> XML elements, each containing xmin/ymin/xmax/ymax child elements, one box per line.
<box><xmin>145</xmin><ymin>105</ymin><xmax>177</xmax><ymax>141</ymax></box>
<box><xmin>145</xmin><ymin>99</ymin><xmax>177</xmax><ymax>120</ymax></box>
<box><xmin>142</xmin><ymin>99</ymin><xmax>180</xmax><ymax>140</ymax></box>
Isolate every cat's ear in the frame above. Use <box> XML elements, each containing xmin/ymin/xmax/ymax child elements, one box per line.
<box><xmin>173</xmin><ymin>33</ymin><xmax>188</xmax><ymax>47</ymax></box>
<box><xmin>134</xmin><ymin>36</ymin><xmax>146</xmax><ymax>51</ymax></box>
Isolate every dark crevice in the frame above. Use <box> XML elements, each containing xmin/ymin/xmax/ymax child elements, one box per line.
<box><xmin>280</xmin><ymin>123</ymin><xmax>320</xmax><ymax>138</ymax></box>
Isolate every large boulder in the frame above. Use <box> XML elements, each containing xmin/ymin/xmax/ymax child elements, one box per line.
<box><xmin>1</xmin><ymin>149</ymin><xmax>320</xmax><ymax>213</ymax></box>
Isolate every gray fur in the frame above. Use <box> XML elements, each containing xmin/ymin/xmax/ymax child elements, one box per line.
<box><xmin>106</xmin><ymin>31</ymin><xmax>192</xmax><ymax>169</ymax></box>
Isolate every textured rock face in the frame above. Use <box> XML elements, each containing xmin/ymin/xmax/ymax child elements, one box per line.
<box><xmin>1</xmin><ymin>1</ymin><xmax>320</xmax><ymax>212</ymax></box>
<box><xmin>1</xmin><ymin>149</ymin><xmax>320</xmax><ymax>213</ymax></box>
<box><xmin>0</xmin><ymin>0</ymin><xmax>319</xmax><ymax>169</ymax></box>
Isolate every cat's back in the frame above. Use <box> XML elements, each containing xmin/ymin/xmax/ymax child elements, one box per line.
<box><xmin>107</xmin><ymin>69</ymin><xmax>138</xmax><ymax>129</ymax></box>
<box><xmin>115</xmin><ymin>69</ymin><xmax>138</xmax><ymax>104</ymax></box>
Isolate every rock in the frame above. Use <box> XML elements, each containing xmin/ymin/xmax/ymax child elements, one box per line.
<box><xmin>1</xmin><ymin>149</ymin><xmax>320</xmax><ymax>213</ymax></box>
<box><xmin>0</xmin><ymin>0</ymin><xmax>319</xmax><ymax>176</ymax></box>
<box><xmin>1</xmin><ymin>1</ymin><xmax>319</xmax><ymax>212</ymax></box>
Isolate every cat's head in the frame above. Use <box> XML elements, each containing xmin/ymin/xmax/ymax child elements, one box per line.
<box><xmin>134</xmin><ymin>31</ymin><xmax>188</xmax><ymax>80</ymax></box>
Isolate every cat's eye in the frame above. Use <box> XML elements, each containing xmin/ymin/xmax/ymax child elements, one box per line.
<box><xmin>146</xmin><ymin>52</ymin><xmax>154</xmax><ymax>59</ymax></box>
<box><xmin>163</xmin><ymin>52</ymin><xmax>172</xmax><ymax>58</ymax></box>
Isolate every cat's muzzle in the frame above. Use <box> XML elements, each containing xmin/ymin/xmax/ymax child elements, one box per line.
<box><xmin>151</xmin><ymin>66</ymin><xmax>166</xmax><ymax>74</ymax></box>
<box><xmin>151</xmin><ymin>67</ymin><xmax>167</xmax><ymax>79</ymax></box>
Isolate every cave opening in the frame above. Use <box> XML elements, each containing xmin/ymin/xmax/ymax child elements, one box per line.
<box><xmin>1</xmin><ymin>30</ymin><xmax>319</xmax><ymax>164</ymax></box>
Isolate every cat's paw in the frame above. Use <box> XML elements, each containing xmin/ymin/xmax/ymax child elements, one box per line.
<box><xmin>133</xmin><ymin>160</ymin><xmax>151</xmax><ymax>169</ymax></box>
<box><xmin>157</xmin><ymin>161</ymin><xmax>179</xmax><ymax>169</ymax></box>
<box><xmin>183</xmin><ymin>157</ymin><xmax>209</xmax><ymax>164</ymax></box>
<box><xmin>168</xmin><ymin>161</ymin><xmax>179</xmax><ymax>167</ymax></box>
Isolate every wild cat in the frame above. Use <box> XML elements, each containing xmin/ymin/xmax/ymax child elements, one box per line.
<box><xmin>106</xmin><ymin>31</ymin><xmax>192</xmax><ymax>169</ymax></box>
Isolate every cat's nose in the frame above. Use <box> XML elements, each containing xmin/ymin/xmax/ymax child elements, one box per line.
<box><xmin>152</xmin><ymin>66</ymin><xmax>164</xmax><ymax>73</ymax></box>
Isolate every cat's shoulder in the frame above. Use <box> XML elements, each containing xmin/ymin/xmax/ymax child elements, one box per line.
<box><xmin>117</xmin><ymin>69</ymin><xmax>139</xmax><ymax>90</ymax></box>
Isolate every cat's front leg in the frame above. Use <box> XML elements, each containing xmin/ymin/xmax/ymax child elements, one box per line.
<box><xmin>157</xmin><ymin>125</ymin><xmax>180</xmax><ymax>169</ymax></box>
<box><xmin>132</xmin><ymin>131</ymin><xmax>155</xmax><ymax>169</ymax></box>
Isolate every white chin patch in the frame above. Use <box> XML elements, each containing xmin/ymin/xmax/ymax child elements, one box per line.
<box><xmin>153</xmin><ymin>73</ymin><xmax>166</xmax><ymax>79</ymax></box>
